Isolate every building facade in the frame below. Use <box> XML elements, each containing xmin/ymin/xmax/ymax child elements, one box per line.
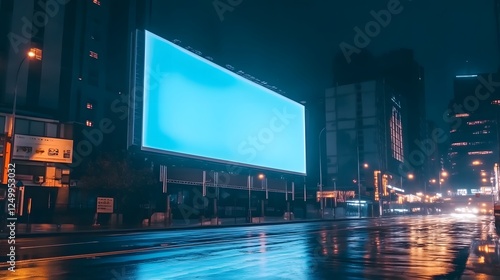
<box><xmin>324</xmin><ymin>80</ymin><xmax>409</xmax><ymax>206</ymax></box>
<box><xmin>447</xmin><ymin>73</ymin><xmax>500</xmax><ymax>194</ymax></box>
<box><xmin>0</xmin><ymin>0</ymin><xmax>134</xmax><ymax>223</ymax></box>
<box><xmin>331</xmin><ymin>48</ymin><xmax>425</xmax><ymax>193</ymax></box>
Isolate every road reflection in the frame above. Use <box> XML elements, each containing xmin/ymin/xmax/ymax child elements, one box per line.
<box><xmin>2</xmin><ymin>215</ymin><xmax>499</xmax><ymax>279</ymax></box>
<box><xmin>309</xmin><ymin>215</ymin><xmax>496</xmax><ymax>279</ymax></box>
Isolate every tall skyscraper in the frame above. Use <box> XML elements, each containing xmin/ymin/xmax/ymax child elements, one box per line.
<box><xmin>0</xmin><ymin>0</ymin><xmax>136</xmax><ymax>222</ymax></box>
<box><xmin>331</xmin><ymin>48</ymin><xmax>426</xmax><ymax>192</ymax></box>
<box><xmin>324</xmin><ymin>80</ymin><xmax>408</xmax><ymax>205</ymax></box>
<box><xmin>447</xmin><ymin>73</ymin><xmax>500</xmax><ymax>194</ymax></box>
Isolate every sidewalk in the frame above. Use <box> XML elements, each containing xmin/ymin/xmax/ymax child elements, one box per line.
<box><xmin>12</xmin><ymin>216</ymin><xmax>370</xmax><ymax>237</ymax></box>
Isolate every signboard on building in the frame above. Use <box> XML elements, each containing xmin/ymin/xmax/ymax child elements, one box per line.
<box><xmin>12</xmin><ymin>134</ymin><xmax>73</xmax><ymax>163</ymax></box>
<box><xmin>317</xmin><ymin>190</ymin><xmax>355</xmax><ymax>202</ymax></box>
<box><xmin>96</xmin><ymin>197</ymin><xmax>114</xmax><ymax>213</ymax></box>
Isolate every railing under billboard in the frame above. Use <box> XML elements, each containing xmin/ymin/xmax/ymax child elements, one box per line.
<box><xmin>165</xmin><ymin>179</ymin><xmax>292</xmax><ymax>193</ymax></box>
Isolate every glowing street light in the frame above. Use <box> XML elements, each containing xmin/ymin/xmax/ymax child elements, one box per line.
<box><xmin>2</xmin><ymin>50</ymin><xmax>39</xmax><ymax>185</ymax></box>
<box><xmin>363</xmin><ymin>163</ymin><xmax>369</xmax><ymax>169</ymax></box>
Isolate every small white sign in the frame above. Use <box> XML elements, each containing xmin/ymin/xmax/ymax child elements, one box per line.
<box><xmin>97</xmin><ymin>197</ymin><xmax>114</xmax><ymax>213</ymax></box>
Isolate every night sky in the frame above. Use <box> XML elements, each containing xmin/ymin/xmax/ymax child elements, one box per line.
<box><xmin>149</xmin><ymin>0</ymin><xmax>499</xmax><ymax>129</ymax></box>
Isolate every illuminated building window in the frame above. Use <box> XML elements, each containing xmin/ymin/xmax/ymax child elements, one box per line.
<box><xmin>93</xmin><ymin>0</ymin><xmax>101</xmax><ymax>5</ymax></box>
<box><xmin>492</xmin><ymin>100</ymin><xmax>500</xmax><ymax>105</ymax></box>
<box><xmin>451</xmin><ymin>142</ymin><xmax>467</xmax><ymax>146</ymax></box>
<box><xmin>390</xmin><ymin>106</ymin><xmax>404</xmax><ymax>162</ymax></box>
<box><xmin>455</xmin><ymin>113</ymin><xmax>469</xmax><ymax>118</ymax></box>
<box><xmin>86</xmin><ymin>102</ymin><xmax>93</xmax><ymax>109</ymax></box>
<box><xmin>469</xmin><ymin>141</ymin><xmax>486</xmax><ymax>146</ymax></box>
<box><xmin>448</xmin><ymin>152</ymin><xmax>458</xmax><ymax>157</ymax></box>
<box><xmin>473</xmin><ymin>130</ymin><xmax>490</xmax><ymax>135</ymax></box>
<box><xmin>467</xmin><ymin>120</ymin><xmax>488</xmax><ymax>125</ymax></box>
<box><xmin>86</xmin><ymin>120</ymin><xmax>93</xmax><ymax>127</ymax></box>
<box><xmin>468</xmin><ymin>151</ymin><xmax>493</xmax><ymax>155</ymax></box>
<box><xmin>89</xmin><ymin>51</ymin><xmax>98</xmax><ymax>59</ymax></box>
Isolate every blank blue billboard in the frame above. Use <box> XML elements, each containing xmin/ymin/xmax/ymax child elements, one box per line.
<box><xmin>142</xmin><ymin>31</ymin><xmax>306</xmax><ymax>175</ymax></box>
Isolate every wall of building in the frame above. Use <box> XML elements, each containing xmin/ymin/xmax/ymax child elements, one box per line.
<box><xmin>448</xmin><ymin>74</ymin><xmax>500</xmax><ymax>191</ymax></box>
<box><xmin>325</xmin><ymin>80</ymin><xmax>408</xmax><ymax>200</ymax></box>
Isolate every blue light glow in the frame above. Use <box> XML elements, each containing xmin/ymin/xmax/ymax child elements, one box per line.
<box><xmin>142</xmin><ymin>31</ymin><xmax>306</xmax><ymax>174</ymax></box>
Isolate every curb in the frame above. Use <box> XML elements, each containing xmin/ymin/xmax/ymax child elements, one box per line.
<box><xmin>14</xmin><ymin>217</ymin><xmax>376</xmax><ymax>238</ymax></box>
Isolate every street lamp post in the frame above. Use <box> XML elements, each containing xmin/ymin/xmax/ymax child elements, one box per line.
<box><xmin>333</xmin><ymin>179</ymin><xmax>337</xmax><ymax>219</ymax></box>
<box><xmin>357</xmin><ymin>144</ymin><xmax>361</xmax><ymax>218</ymax></box>
<box><xmin>319</xmin><ymin>127</ymin><xmax>326</xmax><ymax>219</ymax></box>
<box><xmin>2</xmin><ymin>51</ymin><xmax>36</xmax><ymax>185</ymax></box>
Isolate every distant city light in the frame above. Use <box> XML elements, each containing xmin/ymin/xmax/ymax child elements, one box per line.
<box><xmin>455</xmin><ymin>74</ymin><xmax>478</xmax><ymax>78</ymax></box>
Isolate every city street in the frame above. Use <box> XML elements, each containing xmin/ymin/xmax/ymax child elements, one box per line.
<box><xmin>1</xmin><ymin>215</ymin><xmax>499</xmax><ymax>279</ymax></box>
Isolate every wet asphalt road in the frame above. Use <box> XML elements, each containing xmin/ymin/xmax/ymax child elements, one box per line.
<box><xmin>1</xmin><ymin>214</ymin><xmax>499</xmax><ymax>279</ymax></box>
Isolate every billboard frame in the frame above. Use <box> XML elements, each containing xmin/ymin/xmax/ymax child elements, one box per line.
<box><xmin>129</xmin><ymin>29</ymin><xmax>306</xmax><ymax>176</ymax></box>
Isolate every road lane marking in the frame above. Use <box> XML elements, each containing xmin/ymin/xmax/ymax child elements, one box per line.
<box><xmin>20</xmin><ymin>241</ymin><xmax>99</xmax><ymax>249</ymax></box>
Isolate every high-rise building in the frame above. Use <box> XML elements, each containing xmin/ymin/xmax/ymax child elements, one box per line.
<box><xmin>0</xmin><ymin>0</ymin><xmax>134</xmax><ymax>222</ymax></box>
<box><xmin>447</xmin><ymin>73</ymin><xmax>500</xmax><ymax>194</ymax></box>
<box><xmin>378</xmin><ymin>49</ymin><xmax>426</xmax><ymax>188</ymax></box>
<box><xmin>425</xmin><ymin>120</ymin><xmax>443</xmax><ymax>190</ymax></box>
<box><xmin>331</xmin><ymin>49</ymin><xmax>426</xmax><ymax>192</ymax></box>
<box><xmin>324</xmin><ymin>80</ymin><xmax>408</xmax><ymax>206</ymax></box>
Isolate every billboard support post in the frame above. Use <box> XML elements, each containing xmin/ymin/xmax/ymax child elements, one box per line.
<box><xmin>202</xmin><ymin>171</ymin><xmax>206</xmax><ymax>197</ymax></box>
<box><xmin>303</xmin><ymin>180</ymin><xmax>306</xmax><ymax>202</ymax></box>
<box><xmin>214</xmin><ymin>171</ymin><xmax>218</xmax><ymax>223</ymax></box>
<box><xmin>247</xmin><ymin>175</ymin><xmax>251</xmax><ymax>223</ymax></box>
<box><xmin>166</xmin><ymin>195</ymin><xmax>171</xmax><ymax>226</ymax></box>
<box><xmin>265</xmin><ymin>178</ymin><xmax>268</xmax><ymax>200</ymax></box>
<box><xmin>285</xmin><ymin>181</ymin><xmax>288</xmax><ymax>201</ymax></box>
